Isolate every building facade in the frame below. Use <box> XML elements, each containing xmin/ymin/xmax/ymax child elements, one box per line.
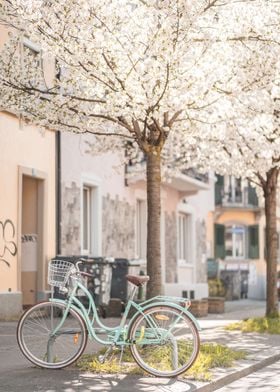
<box><xmin>58</xmin><ymin>132</ymin><xmax>215</xmax><ymax>299</ymax></box>
<box><xmin>0</xmin><ymin>26</ymin><xmax>215</xmax><ymax>318</ymax></box>
<box><xmin>210</xmin><ymin>174</ymin><xmax>280</xmax><ymax>300</ymax></box>
<box><xmin>0</xmin><ymin>28</ymin><xmax>56</xmax><ymax>318</ymax></box>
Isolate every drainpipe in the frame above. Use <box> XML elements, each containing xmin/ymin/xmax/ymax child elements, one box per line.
<box><xmin>55</xmin><ymin>130</ymin><xmax>61</xmax><ymax>255</ymax></box>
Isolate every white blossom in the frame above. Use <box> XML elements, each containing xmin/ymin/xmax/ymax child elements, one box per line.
<box><xmin>0</xmin><ymin>0</ymin><xmax>280</xmax><ymax>176</ymax></box>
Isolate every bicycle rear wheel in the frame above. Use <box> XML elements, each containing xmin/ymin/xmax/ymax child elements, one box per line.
<box><xmin>128</xmin><ymin>305</ymin><xmax>200</xmax><ymax>377</ymax></box>
<box><xmin>17</xmin><ymin>301</ymin><xmax>88</xmax><ymax>369</ymax></box>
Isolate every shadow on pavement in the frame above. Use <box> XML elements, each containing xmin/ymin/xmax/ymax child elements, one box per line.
<box><xmin>0</xmin><ymin>367</ymin><xmax>198</xmax><ymax>392</ymax></box>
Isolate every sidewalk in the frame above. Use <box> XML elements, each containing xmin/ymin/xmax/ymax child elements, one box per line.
<box><xmin>0</xmin><ymin>299</ymin><xmax>279</xmax><ymax>392</ymax></box>
<box><xmin>189</xmin><ymin>299</ymin><xmax>280</xmax><ymax>391</ymax></box>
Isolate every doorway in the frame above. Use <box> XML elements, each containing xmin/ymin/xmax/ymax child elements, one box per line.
<box><xmin>21</xmin><ymin>174</ymin><xmax>44</xmax><ymax>307</ymax></box>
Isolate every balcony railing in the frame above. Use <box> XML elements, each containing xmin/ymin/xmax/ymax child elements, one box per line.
<box><xmin>181</xmin><ymin>168</ymin><xmax>209</xmax><ymax>184</ymax></box>
<box><xmin>215</xmin><ymin>185</ymin><xmax>259</xmax><ymax>207</ymax></box>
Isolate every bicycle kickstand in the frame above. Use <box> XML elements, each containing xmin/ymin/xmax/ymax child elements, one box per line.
<box><xmin>98</xmin><ymin>345</ymin><xmax>114</xmax><ymax>364</ymax></box>
<box><xmin>119</xmin><ymin>345</ymin><xmax>125</xmax><ymax>365</ymax></box>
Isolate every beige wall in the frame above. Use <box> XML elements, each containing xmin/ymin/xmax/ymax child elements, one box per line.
<box><xmin>0</xmin><ymin>26</ymin><xmax>10</xmax><ymax>48</ymax></box>
<box><xmin>0</xmin><ymin>112</ymin><xmax>56</xmax><ymax>294</ymax></box>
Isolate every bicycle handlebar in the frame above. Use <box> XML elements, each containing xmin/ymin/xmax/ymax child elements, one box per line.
<box><xmin>77</xmin><ymin>258</ymin><xmax>88</xmax><ymax>263</ymax></box>
<box><xmin>69</xmin><ymin>261</ymin><xmax>94</xmax><ymax>279</ymax></box>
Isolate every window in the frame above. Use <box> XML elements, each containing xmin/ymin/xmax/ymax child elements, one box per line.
<box><xmin>20</xmin><ymin>37</ymin><xmax>50</xmax><ymax>99</ymax></box>
<box><xmin>82</xmin><ymin>186</ymin><xmax>92</xmax><ymax>254</ymax></box>
<box><xmin>81</xmin><ymin>177</ymin><xmax>101</xmax><ymax>256</ymax></box>
<box><xmin>22</xmin><ymin>38</ymin><xmax>42</xmax><ymax>85</ymax></box>
<box><xmin>136</xmin><ymin>199</ymin><xmax>147</xmax><ymax>259</ymax></box>
<box><xmin>215</xmin><ymin>223</ymin><xmax>259</xmax><ymax>260</ymax></box>
<box><xmin>225</xmin><ymin>225</ymin><xmax>245</xmax><ymax>258</ymax></box>
<box><xmin>178</xmin><ymin>213</ymin><xmax>192</xmax><ymax>263</ymax></box>
<box><xmin>23</xmin><ymin>39</ymin><xmax>41</xmax><ymax>63</ymax></box>
<box><xmin>227</xmin><ymin>176</ymin><xmax>242</xmax><ymax>203</ymax></box>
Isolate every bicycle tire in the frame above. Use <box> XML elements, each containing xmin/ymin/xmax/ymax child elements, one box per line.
<box><xmin>17</xmin><ymin>301</ymin><xmax>88</xmax><ymax>369</ymax></box>
<box><xmin>128</xmin><ymin>304</ymin><xmax>200</xmax><ymax>377</ymax></box>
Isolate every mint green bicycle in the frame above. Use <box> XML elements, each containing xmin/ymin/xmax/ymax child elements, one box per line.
<box><xmin>17</xmin><ymin>259</ymin><xmax>201</xmax><ymax>377</ymax></box>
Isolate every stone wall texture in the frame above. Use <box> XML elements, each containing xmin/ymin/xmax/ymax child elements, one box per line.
<box><xmin>165</xmin><ymin>212</ymin><xmax>178</xmax><ymax>283</ymax></box>
<box><xmin>196</xmin><ymin>218</ymin><xmax>207</xmax><ymax>283</ymax></box>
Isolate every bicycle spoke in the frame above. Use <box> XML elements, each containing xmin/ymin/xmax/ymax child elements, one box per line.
<box><xmin>17</xmin><ymin>302</ymin><xmax>87</xmax><ymax>368</ymax></box>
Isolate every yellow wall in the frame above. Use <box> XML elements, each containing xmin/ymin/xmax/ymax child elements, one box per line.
<box><xmin>0</xmin><ymin>112</ymin><xmax>56</xmax><ymax>292</ymax></box>
<box><xmin>215</xmin><ymin>210</ymin><xmax>257</xmax><ymax>226</ymax></box>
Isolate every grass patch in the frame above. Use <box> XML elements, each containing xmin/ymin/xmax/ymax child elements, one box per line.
<box><xmin>76</xmin><ymin>343</ymin><xmax>246</xmax><ymax>381</ymax></box>
<box><xmin>226</xmin><ymin>316</ymin><xmax>280</xmax><ymax>334</ymax></box>
<box><xmin>187</xmin><ymin>343</ymin><xmax>246</xmax><ymax>381</ymax></box>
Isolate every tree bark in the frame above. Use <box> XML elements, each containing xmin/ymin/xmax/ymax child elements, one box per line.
<box><xmin>263</xmin><ymin>167</ymin><xmax>279</xmax><ymax>318</ymax></box>
<box><xmin>146</xmin><ymin>149</ymin><xmax>162</xmax><ymax>298</ymax></box>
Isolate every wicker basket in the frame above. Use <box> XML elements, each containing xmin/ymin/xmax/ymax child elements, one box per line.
<box><xmin>48</xmin><ymin>259</ymin><xmax>75</xmax><ymax>289</ymax></box>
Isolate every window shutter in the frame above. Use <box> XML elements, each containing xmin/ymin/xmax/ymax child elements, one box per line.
<box><xmin>215</xmin><ymin>223</ymin><xmax>225</xmax><ymax>259</ymax></box>
<box><xmin>248</xmin><ymin>224</ymin><xmax>259</xmax><ymax>259</ymax></box>
<box><xmin>248</xmin><ymin>184</ymin><xmax>258</xmax><ymax>206</ymax></box>
<box><xmin>215</xmin><ymin>175</ymin><xmax>224</xmax><ymax>205</ymax></box>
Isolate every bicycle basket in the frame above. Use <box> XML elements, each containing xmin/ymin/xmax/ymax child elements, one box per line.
<box><xmin>48</xmin><ymin>260</ymin><xmax>75</xmax><ymax>288</ymax></box>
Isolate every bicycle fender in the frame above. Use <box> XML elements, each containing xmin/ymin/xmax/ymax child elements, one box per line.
<box><xmin>48</xmin><ymin>298</ymin><xmax>84</xmax><ymax>319</ymax></box>
<box><xmin>136</xmin><ymin>301</ymin><xmax>201</xmax><ymax>331</ymax></box>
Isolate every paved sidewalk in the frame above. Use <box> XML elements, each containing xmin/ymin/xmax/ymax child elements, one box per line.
<box><xmin>217</xmin><ymin>360</ymin><xmax>280</xmax><ymax>392</ymax></box>
<box><xmin>0</xmin><ymin>299</ymin><xmax>279</xmax><ymax>392</ymax></box>
<box><xmin>191</xmin><ymin>300</ymin><xmax>280</xmax><ymax>391</ymax></box>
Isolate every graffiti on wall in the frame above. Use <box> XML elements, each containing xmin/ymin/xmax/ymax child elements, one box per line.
<box><xmin>0</xmin><ymin>219</ymin><xmax>17</xmax><ymax>267</ymax></box>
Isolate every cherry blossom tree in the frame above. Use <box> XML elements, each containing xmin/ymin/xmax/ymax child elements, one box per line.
<box><xmin>0</xmin><ymin>0</ymin><xmax>279</xmax><ymax>297</ymax></box>
<box><xmin>193</xmin><ymin>46</ymin><xmax>280</xmax><ymax>317</ymax></box>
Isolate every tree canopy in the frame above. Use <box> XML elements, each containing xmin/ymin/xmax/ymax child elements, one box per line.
<box><xmin>1</xmin><ymin>0</ymin><xmax>279</xmax><ymax>169</ymax></box>
<box><xmin>1</xmin><ymin>0</ymin><xmax>280</xmax><ymax>298</ymax></box>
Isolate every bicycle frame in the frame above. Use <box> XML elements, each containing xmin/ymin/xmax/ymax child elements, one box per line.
<box><xmin>49</xmin><ymin>278</ymin><xmax>201</xmax><ymax>348</ymax></box>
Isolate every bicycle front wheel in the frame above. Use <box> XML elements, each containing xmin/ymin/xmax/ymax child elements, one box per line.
<box><xmin>128</xmin><ymin>305</ymin><xmax>200</xmax><ymax>377</ymax></box>
<box><xmin>17</xmin><ymin>301</ymin><xmax>88</xmax><ymax>369</ymax></box>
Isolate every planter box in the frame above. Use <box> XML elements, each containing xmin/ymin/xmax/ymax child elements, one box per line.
<box><xmin>206</xmin><ymin>297</ymin><xmax>225</xmax><ymax>314</ymax></box>
<box><xmin>189</xmin><ymin>299</ymin><xmax>208</xmax><ymax>318</ymax></box>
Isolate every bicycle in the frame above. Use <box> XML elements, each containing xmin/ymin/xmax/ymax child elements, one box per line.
<box><xmin>17</xmin><ymin>259</ymin><xmax>201</xmax><ymax>378</ymax></box>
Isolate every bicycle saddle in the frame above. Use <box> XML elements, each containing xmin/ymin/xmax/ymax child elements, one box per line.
<box><xmin>126</xmin><ymin>275</ymin><xmax>150</xmax><ymax>287</ymax></box>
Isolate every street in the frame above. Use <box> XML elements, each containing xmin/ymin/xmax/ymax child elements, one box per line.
<box><xmin>1</xmin><ymin>300</ymin><xmax>278</xmax><ymax>392</ymax></box>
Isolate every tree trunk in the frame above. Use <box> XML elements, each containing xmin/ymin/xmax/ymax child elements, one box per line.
<box><xmin>146</xmin><ymin>150</ymin><xmax>162</xmax><ymax>298</ymax></box>
<box><xmin>264</xmin><ymin>167</ymin><xmax>279</xmax><ymax>318</ymax></box>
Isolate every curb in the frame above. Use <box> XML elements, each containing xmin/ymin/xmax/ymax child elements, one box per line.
<box><xmin>195</xmin><ymin>353</ymin><xmax>280</xmax><ymax>392</ymax></box>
